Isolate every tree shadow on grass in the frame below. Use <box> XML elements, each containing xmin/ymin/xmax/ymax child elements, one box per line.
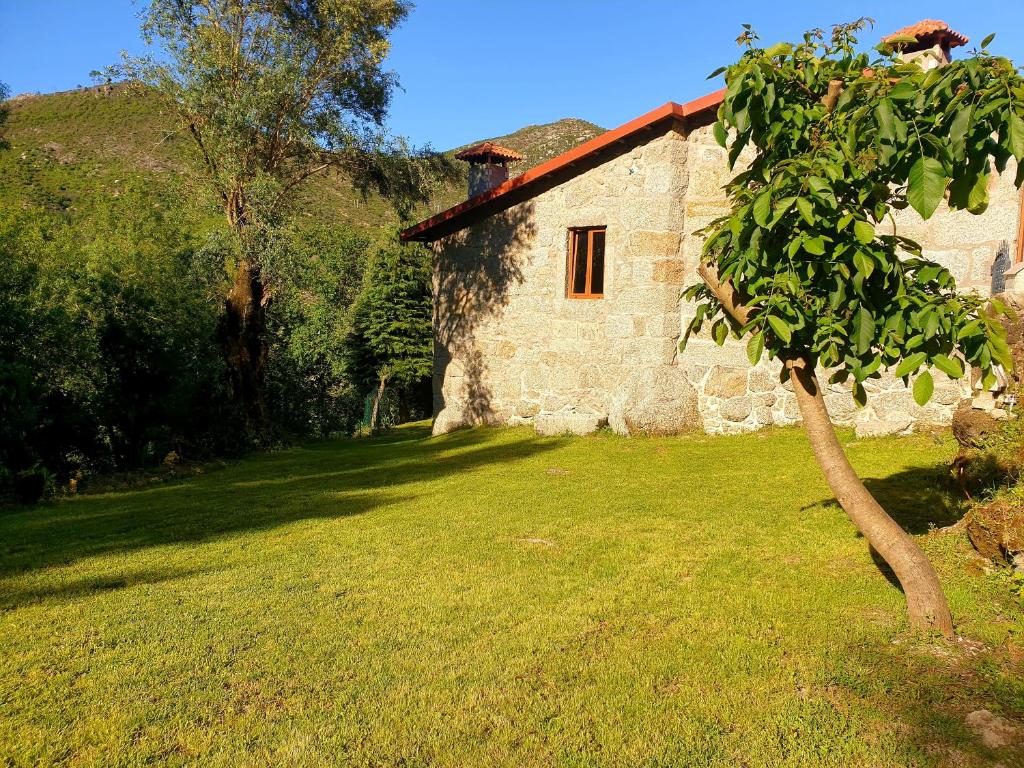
<box><xmin>807</xmin><ymin>464</ymin><xmax>968</xmax><ymax>590</ymax></box>
<box><xmin>840</xmin><ymin>634</ymin><xmax>1024</xmax><ymax>767</ymax></box>
<box><xmin>0</xmin><ymin>564</ymin><xmax>222</xmax><ymax>610</ymax></box>
<box><xmin>0</xmin><ymin>425</ymin><xmax>561</xmax><ymax>581</ymax></box>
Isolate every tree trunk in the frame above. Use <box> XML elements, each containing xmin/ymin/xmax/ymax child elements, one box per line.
<box><xmin>369</xmin><ymin>372</ymin><xmax>388</xmax><ymax>433</ymax></box>
<box><xmin>222</xmin><ymin>258</ymin><xmax>267</xmax><ymax>434</ymax></box>
<box><xmin>787</xmin><ymin>357</ymin><xmax>954</xmax><ymax>638</ymax></box>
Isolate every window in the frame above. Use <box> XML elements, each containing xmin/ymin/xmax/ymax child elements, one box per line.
<box><xmin>567</xmin><ymin>226</ymin><xmax>606</xmax><ymax>299</ymax></box>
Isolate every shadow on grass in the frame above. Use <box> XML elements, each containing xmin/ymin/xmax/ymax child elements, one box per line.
<box><xmin>807</xmin><ymin>464</ymin><xmax>967</xmax><ymax>591</ymax></box>
<box><xmin>0</xmin><ymin>565</ymin><xmax>222</xmax><ymax>610</ymax></box>
<box><xmin>841</xmin><ymin>635</ymin><xmax>1024</xmax><ymax>767</ymax></box>
<box><xmin>806</xmin><ymin>464</ymin><xmax>965</xmax><ymax>535</ymax></box>
<box><xmin>0</xmin><ymin>425</ymin><xmax>560</xmax><ymax>580</ymax></box>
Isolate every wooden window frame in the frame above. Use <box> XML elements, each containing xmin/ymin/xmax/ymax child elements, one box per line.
<box><xmin>567</xmin><ymin>226</ymin><xmax>606</xmax><ymax>299</ymax></box>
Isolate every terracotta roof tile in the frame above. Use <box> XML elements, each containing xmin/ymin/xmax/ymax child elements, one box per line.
<box><xmin>454</xmin><ymin>142</ymin><xmax>524</xmax><ymax>163</ymax></box>
<box><xmin>881</xmin><ymin>19</ymin><xmax>968</xmax><ymax>50</ymax></box>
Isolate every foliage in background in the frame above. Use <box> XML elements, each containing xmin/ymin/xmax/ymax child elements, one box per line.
<box><xmin>108</xmin><ymin>0</ymin><xmax>453</xmax><ymax>435</ymax></box>
<box><xmin>0</xmin><ymin>191</ymin><xmax>229</xmax><ymax>497</ymax></box>
<box><xmin>265</xmin><ymin>225</ymin><xmax>371</xmax><ymax>438</ymax></box>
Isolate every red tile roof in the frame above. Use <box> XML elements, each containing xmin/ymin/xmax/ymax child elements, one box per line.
<box><xmin>454</xmin><ymin>141</ymin><xmax>524</xmax><ymax>163</ymax></box>
<box><xmin>400</xmin><ymin>89</ymin><xmax>725</xmax><ymax>242</ymax></box>
<box><xmin>881</xmin><ymin>19</ymin><xmax>968</xmax><ymax>51</ymax></box>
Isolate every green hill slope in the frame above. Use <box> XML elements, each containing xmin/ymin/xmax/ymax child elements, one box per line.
<box><xmin>0</xmin><ymin>85</ymin><xmax>605</xmax><ymax>234</ymax></box>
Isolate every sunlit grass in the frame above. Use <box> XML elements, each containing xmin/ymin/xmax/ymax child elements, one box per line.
<box><xmin>1</xmin><ymin>424</ymin><xmax>1021</xmax><ymax>767</ymax></box>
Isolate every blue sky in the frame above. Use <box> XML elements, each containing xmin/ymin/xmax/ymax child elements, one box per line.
<box><xmin>2</xmin><ymin>1</ymin><xmax>1023</xmax><ymax>149</ymax></box>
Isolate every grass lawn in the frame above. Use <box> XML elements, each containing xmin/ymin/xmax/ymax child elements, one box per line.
<box><xmin>1</xmin><ymin>424</ymin><xmax>1022</xmax><ymax>767</ymax></box>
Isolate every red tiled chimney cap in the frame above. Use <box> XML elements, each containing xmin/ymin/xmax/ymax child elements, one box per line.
<box><xmin>454</xmin><ymin>141</ymin><xmax>524</xmax><ymax>163</ymax></box>
<box><xmin>881</xmin><ymin>19</ymin><xmax>968</xmax><ymax>52</ymax></box>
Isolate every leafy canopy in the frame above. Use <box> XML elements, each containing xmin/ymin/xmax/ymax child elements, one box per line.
<box><xmin>683</xmin><ymin>20</ymin><xmax>1024</xmax><ymax>406</ymax></box>
<box><xmin>112</xmin><ymin>0</ymin><xmax>450</xmax><ymax>240</ymax></box>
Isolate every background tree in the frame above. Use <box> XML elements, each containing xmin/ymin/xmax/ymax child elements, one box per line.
<box><xmin>0</xmin><ymin>80</ymin><xmax>10</xmax><ymax>150</ymax></box>
<box><xmin>345</xmin><ymin>239</ymin><xmax>432</xmax><ymax>432</ymax></box>
<box><xmin>114</xmin><ymin>0</ymin><xmax>451</xmax><ymax>436</ymax></box>
<box><xmin>683</xmin><ymin>20</ymin><xmax>1024</xmax><ymax>637</ymax></box>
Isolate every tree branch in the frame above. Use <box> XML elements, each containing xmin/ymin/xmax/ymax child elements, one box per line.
<box><xmin>696</xmin><ymin>262</ymin><xmax>752</xmax><ymax>326</ymax></box>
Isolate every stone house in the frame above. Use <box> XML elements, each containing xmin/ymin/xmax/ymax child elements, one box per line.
<box><xmin>400</xmin><ymin>20</ymin><xmax>1024</xmax><ymax>438</ymax></box>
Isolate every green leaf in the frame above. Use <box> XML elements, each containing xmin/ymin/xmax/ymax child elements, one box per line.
<box><xmin>949</xmin><ymin>106</ymin><xmax>972</xmax><ymax>161</ymax></box>
<box><xmin>1007</xmin><ymin>111</ymin><xmax>1024</xmax><ymax>162</ymax></box>
<box><xmin>712</xmin><ymin>319</ymin><xmax>728</xmax><ymax>346</ymax></box>
<box><xmin>713</xmin><ymin>121</ymin><xmax>728</xmax><ymax>149</ymax></box>
<box><xmin>931</xmin><ymin>354</ymin><xmax>965</xmax><ymax>379</ymax></box>
<box><xmin>981</xmin><ymin>32</ymin><xmax>995</xmax><ymax>49</ymax></box>
<box><xmin>913</xmin><ymin>370</ymin><xmax>934</xmax><ymax>406</ymax></box>
<box><xmin>907</xmin><ymin>156</ymin><xmax>947</xmax><ymax>220</ymax></box>
<box><xmin>853</xmin><ymin>381</ymin><xmax>867</xmax><ymax>408</ymax></box>
<box><xmin>767</xmin><ymin>315</ymin><xmax>793</xmax><ymax>344</ymax></box>
<box><xmin>853</xmin><ymin>220</ymin><xmax>875</xmax><ymax>245</ymax></box>
<box><xmin>747</xmin><ymin>332</ymin><xmax>764</xmax><ymax>365</ymax></box>
<box><xmin>887</xmin><ymin>82</ymin><xmax>916</xmax><ymax>101</ymax></box>
<box><xmin>752</xmin><ymin>191</ymin><xmax>772</xmax><ymax>227</ymax></box>
<box><xmin>796</xmin><ymin>197</ymin><xmax>815</xmax><ymax>225</ymax></box>
<box><xmin>804</xmin><ymin>236</ymin><xmax>826</xmax><ymax>255</ymax></box>
<box><xmin>853</xmin><ymin>250</ymin><xmax>875</xmax><ymax>280</ymax></box>
<box><xmin>854</xmin><ymin>307</ymin><xmax>874</xmax><ymax>355</ymax></box>
<box><xmin>894</xmin><ymin>351</ymin><xmax>927</xmax><ymax>378</ymax></box>
<box><xmin>875</xmin><ymin>99</ymin><xmax>895</xmax><ymax>141</ymax></box>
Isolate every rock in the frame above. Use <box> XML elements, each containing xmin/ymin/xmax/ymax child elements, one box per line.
<box><xmin>515</xmin><ymin>402</ymin><xmax>540</xmax><ymax>419</ymax></box>
<box><xmin>952</xmin><ymin>401</ymin><xmax>1003</xmax><ymax>450</ymax></box>
<box><xmin>855</xmin><ymin>416</ymin><xmax>913</xmax><ymax>438</ymax></box>
<box><xmin>964</xmin><ymin>499</ymin><xmax>1024</xmax><ymax>568</ymax></box>
<box><xmin>748</xmin><ymin>367</ymin><xmax>777</xmax><ymax>393</ymax></box>
<box><xmin>720</xmin><ymin>396</ymin><xmax>752</xmax><ymax>423</ymax></box>
<box><xmin>432</xmin><ymin>406</ymin><xmax>467</xmax><ymax>435</ymax></box>
<box><xmin>609</xmin><ymin>366</ymin><xmax>700</xmax><ymax>436</ymax></box>
<box><xmin>965</xmin><ymin>709</ymin><xmax>1022</xmax><ymax>749</ymax></box>
<box><xmin>704</xmin><ymin>365</ymin><xmax>748</xmax><ymax>399</ymax></box>
<box><xmin>534</xmin><ymin>411</ymin><xmax>607</xmax><ymax>436</ymax></box>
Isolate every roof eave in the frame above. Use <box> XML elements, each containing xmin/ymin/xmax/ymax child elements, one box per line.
<box><xmin>400</xmin><ymin>89</ymin><xmax>725</xmax><ymax>243</ymax></box>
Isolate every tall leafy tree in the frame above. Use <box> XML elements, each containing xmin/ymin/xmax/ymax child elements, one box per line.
<box><xmin>683</xmin><ymin>20</ymin><xmax>1024</xmax><ymax>637</ymax></box>
<box><xmin>345</xmin><ymin>239</ymin><xmax>432</xmax><ymax>431</ymax></box>
<box><xmin>114</xmin><ymin>0</ymin><xmax>449</xmax><ymax>434</ymax></box>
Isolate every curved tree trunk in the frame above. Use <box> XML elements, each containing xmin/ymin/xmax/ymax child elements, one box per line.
<box><xmin>787</xmin><ymin>357</ymin><xmax>954</xmax><ymax>638</ymax></box>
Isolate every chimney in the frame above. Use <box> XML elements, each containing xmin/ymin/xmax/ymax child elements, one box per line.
<box><xmin>880</xmin><ymin>19</ymin><xmax>968</xmax><ymax>70</ymax></box>
<box><xmin>454</xmin><ymin>142</ymin><xmax>524</xmax><ymax>198</ymax></box>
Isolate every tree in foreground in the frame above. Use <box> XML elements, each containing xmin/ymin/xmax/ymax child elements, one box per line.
<box><xmin>115</xmin><ymin>0</ymin><xmax>449</xmax><ymax>435</ymax></box>
<box><xmin>345</xmin><ymin>240</ymin><xmax>432</xmax><ymax>432</ymax></box>
<box><xmin>684</xmin><ymin>20</ymin><xmax>1024</xmax><ymax>637</ymax></box>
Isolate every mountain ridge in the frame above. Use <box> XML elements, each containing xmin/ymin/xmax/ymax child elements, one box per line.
<box><xmin>0</xmin><ymin>86</ymin><xmax>606</xmax><ymax>234</ymax></box>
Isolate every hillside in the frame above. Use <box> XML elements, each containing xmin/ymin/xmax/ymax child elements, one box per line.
<box><xmin>0</xmin><ymin>85</ymin><xmax>605</xmax><ymax>235</ymax></box>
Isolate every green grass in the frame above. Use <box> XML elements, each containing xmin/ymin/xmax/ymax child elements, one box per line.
<box><xmin>1</xmin><ymin>425</ymin><xmax>1021</xmax><ymax>767</ymax></box>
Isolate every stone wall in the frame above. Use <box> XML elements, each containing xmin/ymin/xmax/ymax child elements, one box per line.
<box><xmin>674</xmin><ymin>123</ymin><xmax>994</xmax><ymax>436</ymax></box>
<box><xmin>432</xmin><ymin>119</ymin><xmax>1022</xmax><ymax>438</ymax></box>
<box><xmin>432</xmin><ymin>127</ymin><xmax>696</xmax><ymax>435</ymax></box>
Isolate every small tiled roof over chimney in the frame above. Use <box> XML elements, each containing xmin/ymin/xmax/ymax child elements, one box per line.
<box><xmin>881</xmin><ymin>19</ymin><xmax>968</xmax><ymax>54</ymax></box>
<box><xmin>454</xmin><ymin>142</ymin><xmax>524</xmax><ymax>163</ymax></box>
